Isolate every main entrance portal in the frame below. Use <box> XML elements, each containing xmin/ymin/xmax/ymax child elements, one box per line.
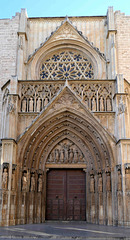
<box><xmin>46</xmin><ymin>169</ymin><xmax>86</xmax><ymax>221</ymax></box>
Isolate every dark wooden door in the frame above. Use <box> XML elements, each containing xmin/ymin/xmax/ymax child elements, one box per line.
<box><xmin>46</xmin><ymin>169</ymin><xmax>86</xmax><ymax>220</ymax></box>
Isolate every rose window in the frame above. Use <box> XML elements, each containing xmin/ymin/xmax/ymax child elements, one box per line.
<box><xmin>39</xmin><ymin>50</ymin><xmax>94</xmax><ymax>80</ymax></box>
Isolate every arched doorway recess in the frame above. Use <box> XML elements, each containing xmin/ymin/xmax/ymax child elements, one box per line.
<box><xmin>16</xmin><ymin>88</ymin><xmax>116</xmax><ymax>225</ymax></box>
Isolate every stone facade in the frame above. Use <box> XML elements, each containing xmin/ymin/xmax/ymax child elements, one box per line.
<box><xmin>0</xmin><ymin>7</ymin><xmax>130</xmax><ymax>226</ymax></box>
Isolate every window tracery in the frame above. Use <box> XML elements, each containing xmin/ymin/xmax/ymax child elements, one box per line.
<box><xmin>39</xmin><ymin>50</ymin><xmax>94</xmax><ymax>80</ymax></box>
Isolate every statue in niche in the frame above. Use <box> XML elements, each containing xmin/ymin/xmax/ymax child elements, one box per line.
<box><xmin>22</xmin><ymin>172</ymin><xmax>27</xmax><ymax>191</ymax></box>
<box><xmin>44</xmin><ymin>97</ymin><xmax>48</xmax><ymax>107</ymax></box>
<box><xmin>74</xmin><ymin>150</ymin><xmax>78</xmax><ymax>163</ymax></box>
<box><xmin>55</xmin><ymin>149</ymin><xmax>59</xmax><ymax>163</ymax></box>
<box><xmin>91</xmin><ymin>97</ymin><xmax>96</xmax><ymax>111</ymax></box>
<box><xmin>11</xmin><ymin>169</ymin><xmax>15</xmax><ymax>191</ymax></box>
<box><xmin>2</xmin><ymin>168</ymin><xmax>8</xmax><ymax>190</ymax></box>
<box><xmin>106</xmin><ymin>172</ymin><xmax>111</xmax><ymax>191</ymax></box>
<box><xmin>117</xmin><ymin>170</ymin><xmax>122</xmax><ymax>191</ymax></box>
<box><xmin>30</xmin><ymin>173</ymin><xmax>35</xmax><ymax>192</ymax></box>
<box><xmin>90</xmin><ymin>174</ymin><xmax>95</xmax><ymax>193</ymax></box>
<box><xmin>37</xmin><ymin>98</ymin><xmax>41</xmax><ymax>112</ymax></box>
<box><xmin>22</xmin><ymin>98</ymin><xmax>27</xmax><ymax>112</ymax></box>
<box><xmin>38</xmin><ymin>175</ymin><xmax>43</xmax><ymax>192</ymax></box>
<box><xmin>125</xmin><ymin>169</ymin><xmax>130</xmax><ymax>191</ymax></box>
<box><xmin>100</xmin><ymin>97</ymin><xmax>104</xmax><ymax>111</ymax></box>
<box><xmin>106</xmin><ymin>98</ymin><xmax>112</xmax><ymax>111</ymax></box>
<box><xmin>65</xmin><ymin>147</ymin><xmax>69</xmax><ymax>163</ymax></box>
<box><xmin>98</xmin><ymin>173</ymin><xmax>103</xmax><ymax>192</ymax></box>
<box><xmin>69</xmin><ymin>149</ymin><xmax>73</xmax><ymax>163</ymax></box>
<box><xmin>29</xmin><ymin>98</ymin><xmax>34</xmax><ymax>112</ymax></box>
<box><xmin>60</xmin><ymin>149</ymin><xmax>64</xmax><ymax>163</ymax></box>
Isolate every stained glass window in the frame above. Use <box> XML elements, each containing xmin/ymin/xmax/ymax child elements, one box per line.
<box><xmin>39</xmin><ymin>50</ymin><xmax>94</xmax><ymax>80</ymax></box>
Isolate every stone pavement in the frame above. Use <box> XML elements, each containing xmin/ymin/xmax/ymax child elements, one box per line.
<box><xmin>0</xmin><ymin>221</ymin><xmax>130</xmax><ymax>240</ymax></box>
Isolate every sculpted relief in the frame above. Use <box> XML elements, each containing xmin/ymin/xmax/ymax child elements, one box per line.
<box><xmin>47</xmin><ymin>139</ymin><xmax>85</xmax><ymax>164</ymax></box>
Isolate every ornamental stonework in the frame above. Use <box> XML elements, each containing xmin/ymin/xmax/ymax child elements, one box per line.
<box><xmin>39</xmin><ymin>50</ymin><xmax>94</xmax><ymax>80</ymax></box>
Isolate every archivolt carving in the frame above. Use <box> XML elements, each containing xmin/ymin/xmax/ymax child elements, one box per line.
<box><xmin>21</xmin><ymin>112</ymin><xmax>111</xmax><ymax>171</ymax></box>
<box><xmin>39</xmin><ymin>50</ymin><xmax>94</xmax><ymax>80</ymax></box>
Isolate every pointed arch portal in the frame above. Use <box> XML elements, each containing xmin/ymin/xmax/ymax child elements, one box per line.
<box><xmin>16</xmin><ymin>87</ymin><xmax>116</xmax><ymax>224</ymax></box>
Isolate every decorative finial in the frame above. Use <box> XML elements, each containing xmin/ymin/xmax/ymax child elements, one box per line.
<box><xmin>65</xmin><ymin>15</ymin><xmax>69</xmax><ymax>21</ymax></box>
<box><xmin>65</xmin><ymin>79</ymin><xmax>68</xmax><ymax>86</ymax></box>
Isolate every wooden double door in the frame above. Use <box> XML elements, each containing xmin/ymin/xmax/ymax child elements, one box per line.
<box><xmin>46</xmin><ymin>169</ymin><xmax>86</xmax><ymax>221</ymax></box>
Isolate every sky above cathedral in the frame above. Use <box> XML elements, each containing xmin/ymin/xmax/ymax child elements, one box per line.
<box><xmin>0</xmin><ymin>0</ymin><xmax>129</xmax><ymax>18</ymax></box>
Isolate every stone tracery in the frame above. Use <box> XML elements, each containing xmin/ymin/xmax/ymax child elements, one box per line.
<box><xmin>39</xmin><ymin>50</ymin><xmax>94</xmax><ymax>80</ymax></box>
<box><xmin>19</xmin><ymin>81</ymin><xmax>114</xmax><ymax>112</ymax></box>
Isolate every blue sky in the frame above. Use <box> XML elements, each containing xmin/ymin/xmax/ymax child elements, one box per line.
<box><xmin>0</xmin><ymin>0</ymin><xmax>129</xmax><ymax>19</ymax></box>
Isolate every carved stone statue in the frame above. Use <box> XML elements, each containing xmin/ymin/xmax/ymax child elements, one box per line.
<box><xmin>22</xmin><ymin>172</ymin><xmax>27</xmax><ymax>191</ymax></box>
<box><xmin>125</xmin><ymin>169</ymin><xmax>130</xmax><ymax>191</ymax></box>
<box><xmin>91</xmin><ymin>97</ymin><xmax>96</xmax><ymax>111</ymax></box>
<box><xmin>74</xmin><ymin>150</ymin><xmax>78</xmax><ymax>163</ymax></box>
<box><xmin>55</xmin><ymin>149</ymin><xmax>59</xmax><ymax>163</ymax></box>
<box><xmin>2</xmin><ymin>168</ymin><xmax>8</xmax><ymax>190</ymax></box>
<box><xmin>65</xmin><ymin>147</ymin><xmax>69</xmax><ymax>163</ymax></box>
<box><xmin>30</xmin><ymin>173</ymin><xmax>35</xmax><ymax>192</ymax></box>
<box><xmin>106</xmin><ymin>98</ymin><xmax>112</xmax><ymax>111</ymax></box>
<box><xmin>98</xmin><ymin>173</ymin><xmax>103</xmax><ymax>192</ymax></box>
<box><xmin>117</xmin><ymin>170</ymin><xmax>122</xmax><ymax>191</ymax></box>
<box><xmin>106</xmin><ymin>172</ymin><xmax>111</xmax><ymax>191</ymax></box>
<box><xmin>29</xmin><ymin>98</ymin><xmax>34</xmax><ymax>112</ymax></box>
<box><xmin>38</xmin><ymin>175</ymin><xmax>43</xmax><ymax>192</ymax></box>
<box><xmin>60</xmin><ymin>149</ymin><xmax>64</xmax><ymax>163</ymax></box>
<box><xmin>11</xmin><ymin>170</ymin><xmax>15</xmax><ymax>191</ymax></box>
<box><xmin>69</xmin><ymin>149</ymin><xmax>73</xmax><ymax>163</ymax></box>
<box><xmin>100</xmin><ymin>97</ymin><xmax>104</xmax><ymax>111</ymax></box>
<box><xmin>22</xmin><ymin>98</ymin><xmax>27</xmax><ymax>112</ymax></box>
<box><xmin>37</xmin><ymin>98</ymin><xmax>41</xmax><ymax>112</ymax></box>
<box><xmin>90</xmin><ymin>175</ymin><xmax>95</xmax><ymax>193</ymax></box>
<box><xmin>44</xmin><ymin>97</ymin><xmax>48</xmax><ymax>107</ymax></box>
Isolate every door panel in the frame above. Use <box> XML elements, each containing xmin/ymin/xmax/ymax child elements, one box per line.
<box><xmin>46</xmin><ymin>169</ymin><xmax>86</xmax><ymax>220</ymax></box>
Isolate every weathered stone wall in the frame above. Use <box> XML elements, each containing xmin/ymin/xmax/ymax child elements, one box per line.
<box><xmin>0</xmin><ymin>14</ymin><xmax>20</xmax><ymax>138</ymax></box>
<box><xmin>115</xmin><ymin>11</ymin><xmax>130</xmax><ymax>83</ymax></box>
<box><xmin>27</xmin><ymin>16</ymin><xmax>107</xmax><ymax>60</ymax></box>
<box><xmin>0</xmin><ymin>7</ymin><xmax>130</xmax><ymax>227</ymax></box>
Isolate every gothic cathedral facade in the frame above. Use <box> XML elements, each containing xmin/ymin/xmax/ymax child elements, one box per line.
<box><xmin>0</xmin><ymin>7</ymin><xmax>130</xmax><ymax>226</ymax></box>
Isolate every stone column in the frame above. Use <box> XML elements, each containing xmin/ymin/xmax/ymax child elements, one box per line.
<box><xmin>106</xmin><ymin>7</ymin><xmax>117</xmax><ymax>79</ymax></box>
<box><xmin>17</xmin><ymin>9</ymin><xmax>28</xmax><ymax>80</ymax></box>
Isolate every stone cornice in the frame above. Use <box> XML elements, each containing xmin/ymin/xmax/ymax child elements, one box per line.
<box><xmin>107</xmin><ymin>29</ymin><xmax>117</xmax><ymax>38</ymax></box>
<box><xmin>116</xmin><ymin>138</ymin><xmax>130</xmax><ymax>144</ymax></box>
<box><xmin>113</xmin><ymin>93</ymin><xmax>128</xmax><ymax>99</ymax></box>
<box><xmin>1</xmin><ymin>138</ymin><xmax>17</xmax><ymax>144</ymax></box>
<box><xmin>1</xmin><ymin>80</ymin><xmax>10</xmax><ymax>91</ymax></box>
